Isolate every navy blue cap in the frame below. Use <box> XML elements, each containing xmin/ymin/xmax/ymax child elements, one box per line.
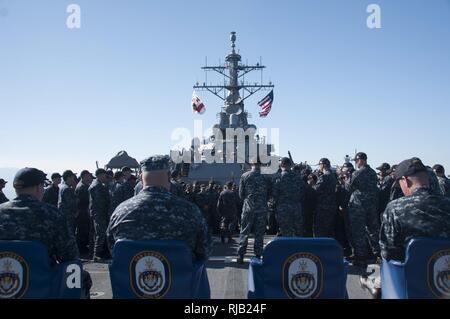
<box><xmin>353</xmin><ymin>152</ymin><xmax>367</xmax><ymax>161</ymax></box>
<box><xmin>51</xmin><ymin>173</ymin><xmax>62</xmax><ymax>180</ymax></box>
<box><xmin>140</xmin><ymin>155</ymin><xmax>170</xmax><ymax>172</ymax></box>
<box><xmin>376</xmin><ymin>163</ymin><xmax>391</xmax><ymax>171</ymax></box>
<box><xmin>80</xmin><ymin>170</ymin><xmax>95</xmax><ymax>179</ymax></box>
<box><xmin>95</xmin><ymin>168</ymin><xmax>108</xmax><ymax>177</ymax></box>
<box><xmin>62</xmin><ymin>170</ymin><xmax>76</xmax><ymax>180</ymax></box>
<box><xmin>280</xmin><ymin>157</ymin><xmax>292</xmax><ymax>166</ymax></box>
<box><xmin>13</xmin><ymin>168</ymin><xmax>48</xmax><ymax>189</ymax></box>
<box><xmin>318</xmin><ymin>158</ymin><xmax>330</xmax><ymax>166</ymax></box>
<box><xmin>394</xmin><ymin>158</ymin><xmax>427</xmax><ymax>180</ymax></box>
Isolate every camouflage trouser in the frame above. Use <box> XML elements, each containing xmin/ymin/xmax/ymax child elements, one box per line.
<box><xmin>314</xmin><ymin>206</ymin><xmax>336</xmax><ymax>237</ymax></box>
<box><xmin>238</xmin><ymin>209</ymin><xmax>267</xmax><ymax>256</ymax></box>
<box><xmin>348</xmin><ymin>203</ymin><xmax>380</xmax><ymax>263</ymax></box>
<box><xmin>220</xmin><ymin>215</ymin><xmax>237</xmax><ymax>239</ymax></box>
<box><xmin>302</xmin><ymin>206</ymin><xmax>314</xmax><ymax>237</ymax></box>
<box><xmin>76</xmin><ymin>209</ymin><xmax>90</xmax><ymax>252</ymax></box>
<box><xmin>276</xmin><ymin>203</ymin><xmax>303</xmax><ymax>237</ymax></box>
<box><xmin>92</xmin><ymin>211</ymin><xmax>109</xmax><ymax>257</ymax></box>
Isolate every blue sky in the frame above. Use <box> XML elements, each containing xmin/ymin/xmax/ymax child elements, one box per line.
<box><xmin>1</xmin><ymin>0</ymin><xmax>450</xmax><ymax>196</ymax></box>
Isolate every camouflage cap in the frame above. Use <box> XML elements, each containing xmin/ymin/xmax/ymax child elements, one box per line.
<box><xmin>13</xmin><ymin>168</ymin><xmax>48</xmax><ymax>189</ymax></box>
<box><xmin>376</xmin><ymin>163</ymin><xmax>391</xmax><ymax>171</ymax></box>
<box><xmin>140</xmin><ymin>155</ymin><xmax>170</xmax><ymax>172</ymax></box>
<box><xmin>280</xmin><ymin>157</ymin><xmax>292</xmax><ymax>166</ymax></box>
<box><xmin>394</xmin><ymin>158</ymin><xmax>427</xmax><ymax>180</ymax></box>
<box><xmin>353</xmin><ymin>152</ymin><xmax>367</xmax><ymax>161</ymax></box>
<box><xmin>342</xmin><ymin>162</ymin><xmax>354</xmax><ymax>169</ymax></box>
<box><xmin>62</xmin><ymin>170</ymin><xmax>77</xmax><ymax>180</ymax></box>
<box><xmin>318</xmin><ymin>158</ymin><xmax>330</xmax><ymax>166</ymax></box>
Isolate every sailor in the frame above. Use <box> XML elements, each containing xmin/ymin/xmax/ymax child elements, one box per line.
<box><xmin>58</xmin><ymin>170</ymin><xmax>78</xmax><ymax>235</ymax></box>
<box><xmin>75</xmin><ymin>170</ymin><xmax>94</xmax><ymax>255</ymax></box>
<box><xmin>0</xmin><ymin>178</ymin><xmax>8</xmax><ymax>204</ymax></box>
<box><xmin>432</xmin><ymin>164</ymin><xmax>450</xmax><ymax>198</ymax></box>
<box><xmin>0</xmin><ymin>168</ymin><xmax>92</xmax><ymax>297</ymax></box>
<box><xmin>272</xmin><ymin>157</ymin><xmax>305</xmax><ymax>237</ymax></box>
<box><xmin>312</xmin><ymin>158</ymin><xmax>337</xmax><ymax>237</ymax></box>
<box><xmin>389</xmin><ymin>165</ymin><xmax>404</xmax><ymax>201</ymax></box>
<box><xmin>206</xmin><ymin>181</ymin><xmax>220</xmax><ymax>235</ymax></box>
<box><xmin>237</xmin><ymin>159</ymin><xmax>270</xmax><ymax>263</ymax></box>
<box><xmin>169</xmin><ymin>170</ymin><xmax>184</xmax><ymax>198</ymax></box>
<box><xmin>361</xmin><ymin>158</ymin><xmax>450</xmax><ymax>298</ymax></box>
<box><xmin>42</xmin><ymin>172</ymin><xmax>62</xmax><ymax>207</ymax></box>
<box><xmin>217</xmin><ymin>181</ymin><xmax>239</xmax><ymax>243</ymax></box>
<box><xmin>121</xmin><ymin>166</ymin><xmax>133</xmax><ymax>181</ymax></box>
<box><xmin>107</xmin><ymin>155</ymin><xmax>211</xmax><ymax>262</ymax></box>
<box><xmin>345</xmin><ymin>152</ymin><xmax>380</xmax><ymax>269</ymax></box>
<box><xmin>89</xmin><ymin>168</ymin><xmax>111</xmax><ymax>261</ymax></box>
<box><xmin>111</xmin><ymin>174</ymin><xmax>136</xmax><ymax>212</ymax></box>
<box><xmin>336</xmin><ymin>162</ymin><xmax>354</xmax><ymax>257</ymax></box>
<box><xmin>376</xmin><ymin>163</ymin><xmax>395</xmax><ymax>216</ymax></box>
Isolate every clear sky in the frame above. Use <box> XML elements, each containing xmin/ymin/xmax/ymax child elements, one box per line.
<box><xmin>1</xmin><ymin>0</ymin><xmax>450</xmax><ymax>197</ymax></box>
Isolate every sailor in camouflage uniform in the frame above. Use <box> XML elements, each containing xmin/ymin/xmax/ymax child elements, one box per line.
<box><xmin>0</xmin><ymin>168</ymin><xmax>92</xmax><ymax>297</ymax></box>
<box><xmin>75</xmin><ymin>170</ymin><xmax>94</xmax><ymax>254</ymax></box>
<box><xmin>345</xmin><ymin>152</ymin><xmax>380</xmax><ymax>268</ymax></box>
<box><xmin>89</xmin><ymin>169</ymin><xmax>111</xmax><ymax>260</ymax></box>
<box><xmin>361</xmin><ymin>158</ymin><xmax>450</xmax><ymax>298</ymax></box>
<box><xmin>111</xmin><ymin>174</ymin><xmax>136</xmax><ymax>212</ymax></box>
<box><xmin>377</xmin><ymin>163</ymin><xmax>395</xmax><ymax>216</ymax></box>
<box><xmin>0</xmin><ymin>179</ymin><xmax>9</xmax><ymax>204</ymax></box>
<box><xmin>237</xmin><ymin>160</ymin><xmax>269</xmax><ymax>263</ymax></box>
<box><xmin>58</xmin><ymin>170</ymin><xmax>78</xmax><ymax>235</ymax></box>
<box><xmin>169</xmin><ymin>170</ymin><xmax>184</xmax><ymax>198</ymax></box>
<box><xmin>107</xmin><ymin>155</ymin><xmax>211</xmax><ymax>261</ymax></box>
<box><xmin>312</xmin><ymin>158</ymin><xmax>337</xmax><ymax>237</ymax></box>
<box><xmin>217</xmin><ymin>181</ymin><xmax>239</xmax><ymax>243</ymax></box>
<box><xmin>381</xmin><ymin>158</ymin><xmax>450</xmax><ymax>260</ymax></box>
<box><xmin>273</xmin><ymin>157</ymin><xmax>305</xmax><ymax>237</ymax></box>
<box><xmin>433</xmin><ymin>164</ymin><xmax>450</xmax><ymax>198</ymax></box>
<box><xmin>43</xmin><ymin>173</ymin><xmax>61</xmax><ymax>207</ymax></box>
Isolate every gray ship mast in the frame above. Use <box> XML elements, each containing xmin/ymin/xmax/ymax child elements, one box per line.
<box><xmin>194</xmin><ymin>32</ymin><xmax>274</xmax><ymax>130</ymax></box>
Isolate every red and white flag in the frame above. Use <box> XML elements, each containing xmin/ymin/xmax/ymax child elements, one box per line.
<box><xmin>192</xmin><ymin>91</ymin><xmax>206</xmax><ymax>114</ymax></box>
<box><xmin>258</xmin><ymin>90</ymin><xmax>274</xmax><ymax>118</ymax></box>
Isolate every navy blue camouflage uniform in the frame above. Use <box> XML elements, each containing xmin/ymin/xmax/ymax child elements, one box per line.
<box><xmin>273</xmin><ymin>170</ymin><xmax>305</xmax><ymax>237</ymax></box>
<box><xmin>217</xmin><ymin>188</ymin><xmax>239</xmax><ymax>240</ymax></box>
<box><xmin>108</xmin><ymin>186</ymin><xmax>211</xmax><ymax>261</ymax></box>
<box><xmin>312</xmin><ymin>170</ymin><xmax>337</xmax><ymax>237</ymax></box>
<box><xmin>0</xmin><ymin>191</ymin><xmax>8</xmax><ymax>204</ymax></box>
<box><xmin>0</xmin><ymin>194</ymin><xmax>92</xmax><ymax>296</ymax></box>
<box><xmin>238</xmin><ymin>168</ymin><xmax>269</xmax><ymax>257</ymax></box>
<box><xmin>378</xmin><ymin>175</ymin><xmax>395</xmax><ymax>216</ymax></box>
<box><xmin>437</xmin><ymin>176</ymin><xmax>450</xmax><ymax>198</ymax></box>
<box><xmin>75</xmin><ymin>181</ymin><xmax>91</xmax><ymax>253</ymax></box>
<box><xmin>380</xmin><ymin>187</ymin><xmax>450</xmax><ymax>261</ymax></box>
<box><xmin>111</xmin><ymin>181</ymin><xmax>134</xmax><ymax>212</ymax></box>
<box><xmin>58</xmin><ymin>182</ymin><xmax>77</xmax><ymax>235</ymax></box>
<box><xmin>89</xmin><ymin>179</ymin><xmax>111</xmax><ymax>258</ymax></box>
<box><xmin>43</xmin><ymin>184</ymin><xmax>59</xmax><ymax>207</ymax></box>
<box><xmin>346</xmin><ymin>164</ymin><xmax>380</xmax><ymax>264</ymax></box>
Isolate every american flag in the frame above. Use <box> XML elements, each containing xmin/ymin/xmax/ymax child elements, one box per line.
<box><xmin>192</xmin><ymin>90</ymin><xmax>206</xmax><ymax>114</ymax></box>
<box><xmin>258</xmin><ymin>90</ymin><xmax>274</xmax><ymax>117</ymax></box>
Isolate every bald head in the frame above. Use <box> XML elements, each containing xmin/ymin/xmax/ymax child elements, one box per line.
<box><xmin>142</xmin><ymin>170</ymin><xmax>170</xmax><ymax>190</ymax></box>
